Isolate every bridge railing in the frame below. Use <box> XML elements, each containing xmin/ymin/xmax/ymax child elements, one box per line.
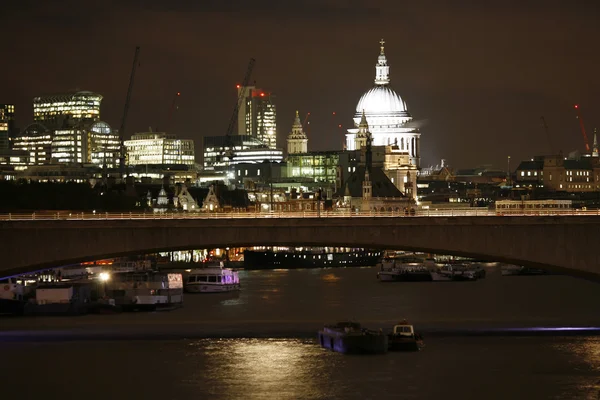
<box><xmin>1</xmin><ymin>208</ymin><xmax>600</xmax><ymax>221</ymax></box>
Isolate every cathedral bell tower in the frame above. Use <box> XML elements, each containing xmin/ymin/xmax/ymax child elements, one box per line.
<box><xmin>354</xmin><ymin>110</ymin><xmax>370</xmax><ymax>150</ymax></box>
<box><xmin>286</xmin><ymin>111</ymin><xmax>308</xmax><ymax>154</ymax></box>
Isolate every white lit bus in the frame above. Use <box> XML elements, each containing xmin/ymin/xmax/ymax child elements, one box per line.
<box><xmin>495</xmin><ymin>199</ymin><xmax>572</xmax><ymax>215</ymax></box>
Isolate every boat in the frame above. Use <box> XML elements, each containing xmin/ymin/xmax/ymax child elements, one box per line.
<box><xmin>431</xmin><ymin>264</ymin><xmax>479</xmax><ymax>281</ymax></box>
<box><xmin>243</xmin><ymin>248</ymin><xmax>383</xmax><ymax>269</ymax></box>
<box><xmin>184</xmin><ymin>262</ymin><xmax>240</xmax><ymax>293</ymax></box>
<box><xmin>388</xmin><ymin>321</ymin><xmax>424</xmax><ymax>351</ymax></box>
<box><xmin>0</xmin><ymin>277</ymin><xmax>26</xmax><ymax>315</ymax></box>
<box><xmin>377</xmin><ymin>258</ymin><xmax>433</xmax><ymax>282</ymax></box>
<box><xmin>501</xmin><ymin>265</ymin><xmax>550</xmax><ymax>276</ymax></box>
<box><xmin>105</xmin><ymin>271</ymin><xmax>184</xmax><ymax>310</ymax></box>
<box><xmin>318</xmin><ymin>321</ymin><xmax>388</xmax><ymax>354</ymax></box>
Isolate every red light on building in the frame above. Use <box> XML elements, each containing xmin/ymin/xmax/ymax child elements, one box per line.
<box><xmin>260</xmin><ymin>92</ymin><xmax>265</xmax><ymax>97</ymax></box>
<box><xmin>176</xmin><ymin>92</ymin><xmax>181</xmax><ymax>96</ymax></box>
<box><xmin>236</xmin><ymin>84</ymin><xmax>240</xmax><ymax>89</ymax></box>
<box><xmin>574</xmin><ymin>104</ymin><xmax>579</xmax><ymax>109</ymax></box>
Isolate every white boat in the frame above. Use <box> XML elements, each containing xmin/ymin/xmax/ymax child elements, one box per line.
<box><xmin>105</xmin><ymin>271</ymin><xmax>184</xmax><ymax>310</ymax></box>
<box><xmin>431</xmin><ymin>264</ymin><xmax>478</xmax><ymax>281</ymax></box>
<box><xmin>378</xmin><ymin>262</ymin><xmax>432</xmax><ymax>282</ymax></box>
<box><xmin>184</xmin><ymin>262</ymin><xmax>240</xmax><ymax>293</ymax></box>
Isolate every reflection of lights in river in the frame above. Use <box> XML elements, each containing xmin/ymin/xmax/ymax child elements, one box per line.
<box><xmin>188</xmin><ymin>339</ymin><xmax>327</xmax><ymax>399</ymax></box>
<box><xmin>321</xmin><ymin>273</ymin><xmax>341</xmax><ymax>282</ymax></box>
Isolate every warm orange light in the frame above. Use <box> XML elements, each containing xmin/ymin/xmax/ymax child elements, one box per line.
<box><xmin>338</xmin><ymin>124</ymin><xmax>342</xmax><ymax>128</ymax></box>
<box><xmin>176</xmin><ymin>92</ymin><xmax>181</xmax><ymax>96</ymax></box>
<box><xmin>332</xmin><ymin>112</ymin><xmax>336</xmax><ymax>115</ymax></box>
<box><xmin>260</xmin><ymin>93</ymin><xmax>265</xmax><ymax>97</ymax></box>
<box><xmin>236</xmin><ymin>84</ymin><xmax>240</xmax><ymax>89</ymax></box>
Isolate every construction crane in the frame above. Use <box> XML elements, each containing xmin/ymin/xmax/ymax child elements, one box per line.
<box><xmin>574</xmin><ymin>104</ymin><xmax>591</xmax><ymax>153</ymax></box>
<box><xmin>303</xmin><ymin>112</ymin><xmax>310</xmax><ymax>135</ymax></box>
<box><xmin>167</xmin><ymin>92</ymin><xmax>181</xmax><ymax>134</ymax></box>
<box><xmin>222</xmin><ymin>58</ymin><xmax>255</xmax><ymax>160</ymax></box>
<box><xmin>119</xmin><ymin>46</ymin><xmax>141</xmax><ymax>177</ymax></box>
<box><xmin>540</xmin><ymin>116</ymin><xmax>554</xmax><ymax>154</ymax></box>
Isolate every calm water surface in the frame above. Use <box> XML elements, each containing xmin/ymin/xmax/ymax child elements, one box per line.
<box><xmin>3</xmin><ymin>266</ymin><xmax>600</xmax><ymax>399</ymax></box>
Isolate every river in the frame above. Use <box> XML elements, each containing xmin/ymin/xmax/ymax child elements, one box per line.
<box><xmin>3</xmin><ymin>265</ymin><xmax>600</xmax><ymax>399</ymax></box>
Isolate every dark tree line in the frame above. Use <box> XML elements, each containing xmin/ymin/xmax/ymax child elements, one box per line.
<box><xmin>0</xmin><ymin>181</ymin><xmax>140</xmax><ymax>212</ymax></box>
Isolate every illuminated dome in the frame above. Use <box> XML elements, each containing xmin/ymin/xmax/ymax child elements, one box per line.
<box><xmin>346</xmin><ymin>39</ymin><xmax>422</xmax><ymax>167</ymax></box>
<box><xmin>356</xmin><ymin>86</ymin><xmax>406</xmax><ymax>114</ymax></box>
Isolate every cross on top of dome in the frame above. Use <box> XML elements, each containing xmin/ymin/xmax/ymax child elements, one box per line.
<box><xmin>379</xmin><ymin>38</ymin><xmax>385</xmax><ymax>54</ymax></box>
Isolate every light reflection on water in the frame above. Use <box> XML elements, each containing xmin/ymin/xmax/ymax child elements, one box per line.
<box><xmin>187</xmin><ymin>339</ymin><xmax>328</xmax><ymax>399</ymax></box>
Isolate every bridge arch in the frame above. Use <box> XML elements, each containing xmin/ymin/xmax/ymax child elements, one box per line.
<box><xmin>1</xmin><ymin>216</ymin><xmax>599</xmax><ymax>280</ymax></box>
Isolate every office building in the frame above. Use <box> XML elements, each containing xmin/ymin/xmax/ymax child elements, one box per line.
<box><xmin>125</xmin><ymin>132</ymin><xmax>195</xmax><ymax>166</ymax></box>
<box><xmin>238</xmin><ymin>86</ymin><xmax>277</xmax><ymax>149</ymax></box>
<box><xmin>33</xmin><ymin>91</ymin><xmax>102</xmax><ymax>130</ymax></box>
<box><xmin>12</xmin><ymin>123</ymin><xmax>52</xmax><ymax>165</ymax></box>
<box><xmin>203</xmin><ymin>135</ymin><xmax>282</xmax><ymax>171</ymax></box>
<box><xmin>0</xmin><ymin>104</ymin><xmax>15</xmax><ymax>150</ymax></box>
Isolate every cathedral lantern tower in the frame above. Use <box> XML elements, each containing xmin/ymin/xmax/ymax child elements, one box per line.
<box><xmin>286</xmin><ymin>111</ymin><xmax>308</xmax><ymax>154</ymax></box>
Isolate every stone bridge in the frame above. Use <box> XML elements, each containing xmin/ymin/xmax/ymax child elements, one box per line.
<box><xmin>0</xmin><ymin>216</ymin><xmax>598</xmax><ymax>280</ymax></box>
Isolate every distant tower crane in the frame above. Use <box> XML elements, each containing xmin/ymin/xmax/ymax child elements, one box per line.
<box><xmin>119</xmin><ymin>46</ymin><xmax>141</xmax><ymax>177</ymax></box>
<box><xmin>221</xmin><ymin>58</ymin><xmax>255</xmax><ymax>161</ymax></box>
<box><xmin>540</xmin><ymin>116</ymin><xmax>554</xmax><ymax>154</ymax></box>
<box><xmin>167</xmin><ymin>92</ymin><xmax>181</xmax><ymax>134</ymax></box>
<box><xmin>574</xmin><ymin>104</ymin><xmax>591</xmax><ymax>153</ymax></box>
<box><xmin>303</xmin><ymin>112</ymin><xmax>310</xmax><ymax>136</ymax></box>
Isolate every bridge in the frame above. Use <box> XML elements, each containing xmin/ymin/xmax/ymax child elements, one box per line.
<box><xmin>1</xmin><ymin>213</ymin><xmax>599</xmax><ymax>280</ymax></box>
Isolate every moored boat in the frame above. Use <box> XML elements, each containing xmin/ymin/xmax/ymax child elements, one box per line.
<box><xmin>377</xmin><ymin>261</ymin><xmax>432</xmax><ymax>282</ymax></box>
<box><xmin>318</xmin><ymin>321</ymin><xmax>388</xmax><ymax>354</ymax></box>
<box><xmin>184</xmin><ymin>262</ymin><xmax>240</xmax><ymax>293</ymax></box>
<box><xmin>105</xmin><ymin>271</ymin><xmax>184</xmax><ymax>310</ymax></box>
<box><xmin>501</xmin><ymin>265</ymin><xmax>550</xmax><ymax>276</ymax></box>
<box><xmin>431</xmin><ymin>264</ymin><xmax>479</xmax><ymax>281</ymax></box>
<box><xmin>388</xmin><ymin>321</ymin><xmax>424</xmax><ymax>351</ymax></box>
<box><xmin>244</xmin><ymin>248</ymin><xmax>383</xmax><ymax>269</ymax></box>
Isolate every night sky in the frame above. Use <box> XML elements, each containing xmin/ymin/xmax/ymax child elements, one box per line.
<box><xmin>2</xmin><ymin>0</ymin><xmax>599</xmax><ymax>169</ymax></box>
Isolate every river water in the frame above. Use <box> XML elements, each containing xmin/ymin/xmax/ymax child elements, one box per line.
<box><xmin>3</xmin><ymin>266</ymin><xmax>600</xmax><ymax>399</ymax></box>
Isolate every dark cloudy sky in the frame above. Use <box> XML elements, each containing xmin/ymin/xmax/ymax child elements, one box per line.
<box><xmin>1</xmin><ymin>0</ymin><xmax>599</xmax><ymax>168</ymax></box>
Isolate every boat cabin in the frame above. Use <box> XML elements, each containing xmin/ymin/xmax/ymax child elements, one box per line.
<box><xmin>393</xmin><ymin>324</ymin><xmax>415</xmax><ymax>337</ymax></box>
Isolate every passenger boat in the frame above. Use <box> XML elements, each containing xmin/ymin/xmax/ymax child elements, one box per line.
<box><xmin>184</xmin><ymin>262</ymin><xmax>240</xmax><ymax>293</ymax></box>
<box><xmin>244</xmin><ymin>248</ymin><xmax>383</xmax><ymax>269</ymax></box>
<box><xmin>430</xmin><ymin>264</ymin><xmax>479</xmax><ymax>281</ymax></box>
<box><xmin>318</xmin><ymin>321</ymin><xmax>388</xmax><ymax>354</ymax></box>
<box><xmin>388</xmin><ymin>321</ymin><xmax>424</xmax><ymax>351</ymax></box>
<box><xmin>105</xmin><ymin>271</ymin><xmax>183</xmax><ymax>310</ymax></box>
<box><xmin>377</xmin><ymin>258</ymin><xmax>433</xmax><ymax>282</ymax></box>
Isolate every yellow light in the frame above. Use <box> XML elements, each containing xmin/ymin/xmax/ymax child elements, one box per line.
<box><xmin>99</xmin><ymin>272</ymin><xmax>110</xmax><ymax>282</ymax></box>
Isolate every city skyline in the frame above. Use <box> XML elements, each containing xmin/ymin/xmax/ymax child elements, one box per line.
<box><xmin>1</xmin><ymin>1</ymin><xmax>599</xmax><ymax>169</ymax></box>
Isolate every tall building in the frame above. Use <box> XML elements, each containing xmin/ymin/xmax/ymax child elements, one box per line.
<box><xmin>203</xmin><ymin>135</ymin><xmax>282</xmax><ymax>171</ymax></box>
<box><xmin>239</xmin><ymin>87</ymin><xmax>277</xmax><ymax>149</ymax></box>
<box><xmin>286</xmin><ymin>111</ymin><xmax>308</xmax><ymax>155</ymax></box>
<box><xmin>12</xmin><ymin>123</ymin><xmax>52</xmax><ymax>165</ymax></box>
<box><xmin>346</xmin><ymin>39</ymin><xmax>421</xmax><ymax>167</ymax></box>
<box><xmin>124</xmin><ymin>132</ymin><xmax>195</xmax><ymax>166</ymax></box>
<box><xmin>50</xmin><ymin>121</ymin><xmax>120</xmax><ymax>167</ymax></box>
<box><xmin>33</xmin><ymin>91</ymin><xmax>102</xmax><ymax>130</ymax></box>
<box><xmin>0</xmin><ymin>104</ymin><xmax>15</xmax><ymax>150</ymax></box>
